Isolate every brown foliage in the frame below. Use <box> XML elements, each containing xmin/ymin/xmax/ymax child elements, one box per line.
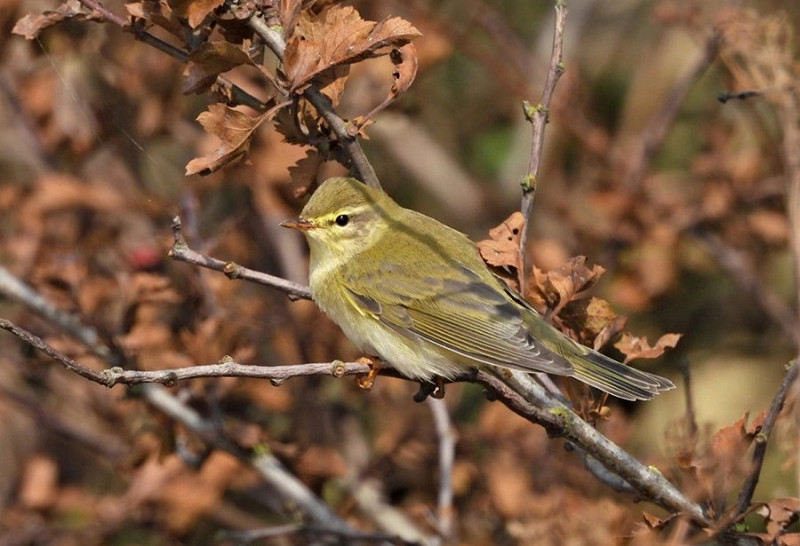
<box><xmin>2</xmin><ymin>0</ymin><xmax>800</xmax><ymax>544</ymax></box>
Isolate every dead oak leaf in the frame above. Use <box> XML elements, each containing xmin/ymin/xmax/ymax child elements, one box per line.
<box><xmin>614</xmin><ymin>331</ymin><xmax>681</xmax><ymax>362</ymax></box>
<box><xmin>583</xmin><ymin>297</ymin><xmax>627</xmax><ymax>350</ymax></box>
<box><xmin>13</xmin><ymin>0</ymin><xmax>103</xmax><ymax>39</ymax></box>
<box><xmin>350</xmin><ymin>43</ymin><xmax>420</xmax><ymax>132</ymax></box>
<box><xmin>279</xmin><ymin>0</ymin><xmax>303</xmax><ymax>38</ymax></box>
<box><xmin>288</xmin><ymin>150</ymin><xmax>323</xmax><ymax>196</ymax></box>
<box><xmin>183</xmin><ymin>41</ymin><xmax>255</xmax><ymax>94</ymax></box>
<box><xmin>167</xmin><ymin>0</ymin><xmax>224</xmax><ymax>28</ymax></box>
<box><xmin>477</xmin><ymin>212</ymin><xmax>524</xmax><ymax>291</ymax></box>
<box><xmin>529</xmin><ymin>256</ymin><xmax>606</xmax><ymax>317</ymax></box>
<box><xmin>187</xmin><ymin>103</ymin><xmax>280</xmax><ymax>176</ymax></box>
<box><xmin>705</xmin><ymin>411</ymin><xmax>768</xmax><ymax>499</ymax></box>
<box><xmin>756</xmin><ymin>498</ymin><xmax>800</xmax><ymax>540</ymax></box>
<box><xmin>283</xmin><ymin>5</ymin><xmax>421</xmax><ymax>94</ymax></box>
<box><xmin>477</xmin><ymin>212</ymin><xmax>524</xmax><ymax>271</ymax></box>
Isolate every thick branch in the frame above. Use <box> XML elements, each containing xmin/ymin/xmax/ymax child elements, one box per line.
<box><xmin>481</xmin><ymin>369</ymin><xmax>709</xmax><ymax>523</ymax></box>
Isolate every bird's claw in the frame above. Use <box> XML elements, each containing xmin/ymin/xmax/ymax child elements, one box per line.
<box><xmin>355</xmin><ymin>356</ymin><xmax>381</xmax><ymax>390</ymax></box>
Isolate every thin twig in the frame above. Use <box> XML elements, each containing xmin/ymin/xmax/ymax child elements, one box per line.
<box><xmin>140</xmin><ymin>384</ymin><xmax>370</xmax><ymax>538</ymax></box>
<box><xmin>733</xmin><ymin>360</ymin><xmax>799</xmax><ymax>518</ymax></box>
<box><xmin>169</xmin><ymin>216</ymin><xmax>312</xmax><ymax>301</ymax></box>
<box><xmin>427</xmin><ymin>397</ymin><xmax>456</xmax><ymax>540</ymax></box>
<box><xmin>218</xmin><ymin>523</ymin><xmax>420</xmax><ymax>545</ymax></box>
<box><xmin>247</xmin><ymin>16</ymin><xmax>381</xmax><ymax>189</ymax></box>
<box><xmin>0</xmin><ymin>266</ymin><xmax>115</xmax><ymax>361</ymax></box>
<box><xmin>518</xmin><ymin>2</ymin><xmax>567</xmax><ymax>291</ymax></box>
<box><xmin>0</xmin><ymin>318</ymin><xmax>108</xmax><ymax>384</ymax></box>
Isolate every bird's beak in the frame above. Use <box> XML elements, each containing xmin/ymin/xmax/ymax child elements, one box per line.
<box><xmin>280</xmin><ymin>218</ymin><xmax>315</xmax><ymax>231</ymax></box>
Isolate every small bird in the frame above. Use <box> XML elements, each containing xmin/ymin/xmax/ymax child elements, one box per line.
<box><xmin>282</xmin><ymin>177</ymin><xmax>674</xmax><ymax>400</ymax></box>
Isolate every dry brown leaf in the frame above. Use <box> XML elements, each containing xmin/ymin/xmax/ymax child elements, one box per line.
<box><xmin>548</xmin><ymin>256</ymin><xmax>605</xmax><ymax>305</ymax></box>
<box><xmin>183</xmin><ymin>41</ymin><xmax>255</xmax><ymax>94</ymax></box>
<box><xmin>288</xmin><ymin>150</ymin><xmax>323</xmax><ymax>196</ymax></box>
<box><xmin>168</xmin><ymin>0</ymin><xmax>224</xmax><ymax>28</ymax></box>
<box><xmin>528</xmin><ymin>256</ymin><xmax>606</xmax><ymax>320</ymax></box>
<box><xmin>390</xmin><ymin>43</ymin><xmax>419</xmax><ymax>97</ymax></box>
<box><xmin>18</xmin><ymin>455</ymin><xmax>59</xmax><ymax>510</ymax></box>
<box><xmin>614</xmin><ymin>332</ymin><xmax>681</xmax><ymax>362</ymax></box>
<box><xmin>350</xmin><ymin>44</ymin><xmax>421</xmax><ymax>131</ymax></box>
<box><xmin>186</xmin><ymin>104</ymin><xmax>270</xmax><ymax>175</ymax></box>
<box><xmin>756</xmin><ymin>498</ymin><xmax>800</xmax><ymax>539</ymax></box>
<box><xmin>477</xmin><ymin>211</ymin><xmax>525</xmax><ymax>272</ymax></box>
<box><xmin>583</xmin><ymin>297</ymin><xmax>628</xmax><ymax>350</ymax></box>
<box><xmin>283</xmin><ymin>5</ymin><xmax>421</xmax><ymax>94</ymax></box>
<box><xmin>12</xmin><ymin>0</ymin><xmax>102</xmax><ymax>39</ymax></box>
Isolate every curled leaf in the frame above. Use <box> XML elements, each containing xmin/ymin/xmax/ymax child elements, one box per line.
<box><xmin>283</xmin><ymin>5</ymin><xmax>421</xmax><ymax>94</ymax></box>
<box><xmin>168</xmin><ymin>0</ymin><xmax>224</xmax><ymax>28</ymax></box>
<box><xmin>477</xmin><ymin>212</ymin><xmax>525</xmax><ymax>291</ymax></box>
<box><xmin>183</xmin><ymin>41</ymin><xmax>255</xmax><ymax>95</ymax></box>
<box><xmin>186</xmin><ymin>104</ymin><xmax>271</xmax><ymax>176</ymax></box>
<box><xmin>529</xmin><ymin>256</ymin><xmax>606</xmax><ymax>316</ymax></box>
<box><xmin>13</xmin><ymin>0</ymin><xmax>102</xmax><ymax>39</ymax></box>
<box><xmin>614</xmin><ymin>332</ymin><xmax>681</xmax><ymax>362</ymax></box>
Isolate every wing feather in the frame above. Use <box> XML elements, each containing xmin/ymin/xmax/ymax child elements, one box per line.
<box><xmin>343</xmin><ymin>263</ymin><xmax>572</xmax><ymax>375</ymax></box>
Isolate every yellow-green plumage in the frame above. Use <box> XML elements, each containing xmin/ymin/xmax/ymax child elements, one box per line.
<box><xmin>285</xmin><ymin>177</ymin><xmax>674</xmax><ymax>401</ymax></box>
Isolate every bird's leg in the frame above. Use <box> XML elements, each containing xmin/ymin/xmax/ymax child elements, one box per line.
<box><xmin>355</xmin><ymin>355</ymin><xmax>381</xmax><ymax>390</ymax></box>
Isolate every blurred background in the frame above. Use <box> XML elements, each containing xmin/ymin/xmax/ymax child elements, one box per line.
<box><xmin>1</xmin><ymin>0</ymin><xmax>799</xmax><ymax>543</ymax></box>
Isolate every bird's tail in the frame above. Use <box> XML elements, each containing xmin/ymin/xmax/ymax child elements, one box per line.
<box><xmin>571</xmin><ymin>349</ymin><xmax>674</xmax><ymax>401</ymax></box>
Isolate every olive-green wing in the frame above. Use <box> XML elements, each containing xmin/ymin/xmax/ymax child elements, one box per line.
<box><xmin>342</xmin><ymin>262</ymin><xmax>573</xmax><ymax>375</ymax></box>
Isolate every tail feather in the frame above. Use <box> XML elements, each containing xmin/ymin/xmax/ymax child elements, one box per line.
<box><xmin>570</xmin><ymin>350</ymin><xmax>675</xmax><ymax>401</ymax></box>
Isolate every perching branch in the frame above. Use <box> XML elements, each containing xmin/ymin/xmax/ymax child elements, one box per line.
<box><xmin>0</xmin><ymin>313</ymin><xmax>707</xmax><ymax>523</ymax></box>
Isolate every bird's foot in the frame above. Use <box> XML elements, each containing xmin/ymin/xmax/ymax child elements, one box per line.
<box><xmin>413</xmin><ymin>377</ymin><xmax>446</xmax><ymax>402</ymax></box>
<box><xmin>355</xmin><ymin>356</ymin><xmax>381</xmax><ymax>390</ymax></box>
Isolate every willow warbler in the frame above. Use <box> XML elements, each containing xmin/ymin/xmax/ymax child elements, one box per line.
<box><xmin>282</xmin><ymin>177</ymin><xmax>674</xmax><ymax>400</ymax></box>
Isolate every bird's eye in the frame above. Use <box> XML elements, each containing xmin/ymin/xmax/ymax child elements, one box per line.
<box><xmin>334</xmin><ymin>214</ymin><xmax>350</xmax><ymax>227</ymax></box>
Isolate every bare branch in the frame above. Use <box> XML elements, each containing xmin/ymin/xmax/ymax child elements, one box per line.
<box><xmin>0</xmin><ymin>266</ymin><xmax>116</xmax><ymax>361</ymax></box>
<box><xmin>169</xmin><ymin>216</ymin><xmax>312</xmax><ymax>301</ymax></box>
<box><xmin>0</xmin><ymin>318</ymin><xmax>108</xmax><ymax>384</ymax></box>
<box><xmin>483</xmin><ymin>369</ymin><xmax>709</xmax><ymax>524</ymax></box>
<box><xmin>518</xmin><ymin>2</ymin><xmax>567</xmax><ymax>291</ymax></box>
<box><xmin>733</xmin><ymin>359</ymin><xmax>799</xmax><ymax>518</ymax></box>
<box><xmin>0</xmin><ymin>310</ymin><xmax>706</xmax><ymax>521</ymax></box>
<box><xmin>140</xmin><ymin>384</ymin><xmax>371</xmax><ymax>539</ymax></box>
<box><xmin>427</xmin><ymin>398</ymin><xmax>456</xmax><ymax>539</ymax></box>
